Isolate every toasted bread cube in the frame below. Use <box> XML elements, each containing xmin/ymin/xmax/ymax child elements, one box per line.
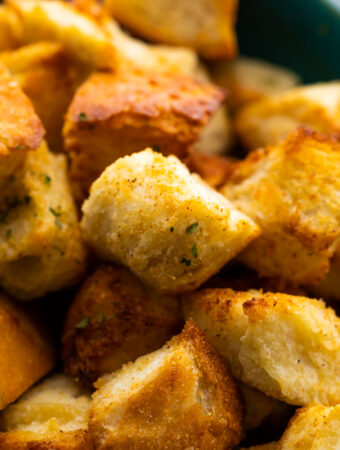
<box><xmin>310</xmin><ymin>248</ymin><xmax>340</xmax><ymax>302</ymax></box>
<box><xmin>0</xmin><ymin>374</ymin><xmax>93</xmax><ymax>449</ymax></box>
<box><xmin>277</xmin><ymin>405</ymin><xmax>340</xmax><ymax>449</ymax></box>
<box><xmin>235</xmin><ymin>81</ymin><xmax>340</xmax><ymax>150</ymax></box>
<box><xmin>0</xmin><ymin>293</ymin><xmax>54</xmax><ymax>410</ymax></box>
<box><xmin>62</xmin><ymin>264</ymin><xmax>181</xmax><ymax>384</ymax></box>
<box><xmin>0</xmin><ymin>63</ymin><xmax>44</xmax><ymax>181</ymax></box>
<box><xmin>211</xmin><ymin>57</ymin><xmax>300</xmax><ymax>111</ymax></box>
<box><xmin>182</xmin><ymin>288</ymin><xmax>340</xmax><ymax>405</ymax></box>
<box><xmin>64</xmin><ymin>70</ymin><xmax>226</xmax><ymax>197</ymax></box>
<box><xmin>0</xmin><ymin>142</ymin><xmax>86</xmax><ymax>300</ymax></box>
<box><xmin>6</xmin><ymin>0</ymin><xmax>116</xmax><ymax>69</ymax></box>
<box><xmin>89</xmin><ymin>319</ymin><xmax>243</xmax><ymax>449</ymax></box>
<box><xmin>105</xmin><ymin>0</ymin><xmax>238</xmax><ymax>60</ymax></box>
<box><xmin>240</xmin><ymin>384</ymin><xmax>277</xmax><ymax>432</ymax></box>
<box><xmin>222</xmin><ymin>128</ymin><xmax>340</xmax><ymax>286</ymax></box>
<box><xmin>0</xmin><ymin>5</ymin><xmax>22</xmax><ymax>51</ymax></box>
<box><xmin>81</xmin><ymin>148</ymin><xmax>259</xmax><ymax>294</ymax></box>
<box><xmin>184</xmin><ymin>152</ymin><xmax>235</xmax><ymax>188</ymax></box>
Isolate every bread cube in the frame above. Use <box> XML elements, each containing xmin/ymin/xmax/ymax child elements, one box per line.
<box><xmin>310</xmin><ymin>248</ymin><xmax>340</xmax><ymax>302</ymax></box>
<box><xmin>184</xmin><ymin>152</ymin><xmax>235</xmax><ymax>188</ymax></box>
<box><xmin>81</xmin><ymin>148</ymin><xmax>259</xmax><ymax>294</ymax></box>
<box><xmin>0</xmin><ymin>5</ymin><xmax>22</xmax><ymax>51</ymax></box>
<box><xmin>89</xmin><ymin>320</ymin><xmax>243</xmax><ymax>449</ymax></box>
<box><xmin>0</xmin><ymin>374</ymin><xmax>93</xmax><ymax>449</ymax></box>
<box><xmin>222</xmin><ymin>128</ymin><xmax>340</xmax><ymax>286</ymax></box>
<box><xmin>182</xmin><ymin>288</ymin><xmax>340</xmax><ymax>405</ymax></box>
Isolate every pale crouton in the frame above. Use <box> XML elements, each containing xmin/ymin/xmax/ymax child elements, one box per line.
<box><xmin>235</xmin><ymin>81</ymin><xmax>340</xmax><ymax>150</ymax></box>
<box><xmin>89</xmin><ymin>320</ymin><xmax>243</xmax><ymax>449</ymax></box>
<box><xmin>105</xmin><ymin>0</ymin><xmax>238</xmax><ymax>60</ymax></box>
<box><xmin>6</xmin><ymin>0</ymin><xmax>116</xmax><ymax>69</ymax></box>
<box><xmin>222</xmin><ymin>128</ymin><xmax>340</xmax><ymax>286</ymax></box>
<box><xmin>0</xmin><ymin>142</ymin><xmax>86</xmax><ymax>300</ymax></box>
<box><xmin>0</xmin><ymin>374</ymin><xmax>93</xmax><ymax>450</ymax></box>
<box><xmin>0</xmin><ymin>63</ymin><xmax>44</xmax><ymax>181</ymax></box>
<box><xmin>182</xmin><ymin>288</ymin><xmax>340</xmax><ymax>405</ymax></box>
<box><xmin>277</xmin><ymin>404</ymin><xmax>340</xmax><ymax>449</ymax></box>
<box><xmin>62</xmin><ymin>264</ymin><xmax>182</xmax><ymax>385</ymax></box>
<box><xmin>63</xmin><ymin>70</ymin><xmax>226</xmax><ymax>197</ymax></box>
<box><xmin>81</xmin><ymin>148</ymin><xmax>259</xmax><ymax>294</ymax></box>
<box><xmin>0</xmin><ymin>5</ymin><xmax>22</xmax><ymax>51</ymax></box>
<box><xmin>0</xmin><ymin>293</ymin><xmax>54</xmax><ymax>410</ymax></box>
<box><xmin>1</xmin><ymin>42</ymin><xmax>88</xmax><ymax>152</ymax></box>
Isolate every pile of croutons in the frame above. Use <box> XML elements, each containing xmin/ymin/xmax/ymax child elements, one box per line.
<box><xmin>0</xmin><ymin>0</ymin><xmax>339</xmax><ymax>449</ymax></box>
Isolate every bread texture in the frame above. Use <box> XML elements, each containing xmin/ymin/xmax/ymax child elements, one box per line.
<box><xmin>182</xmin><ymin>288</ymin><xmax>340</xmax><ymax>405</ymax></box>
<box><xmin>62</xmin><ymin>264</ymin><xmax>182</xmax><ymax>384</ymax></box>
<box><xmin>222</xmin><ymin>128</ymin><xmax>340</xmax><ymax>286</ymax></box>
<box><xmin>0</xmin><ymin>142</ymin><xmax>86</xmax><ymax>300</ymax></box>
<box><xmin>0</xmin><ymin>293</ymin><xmax>54</xmax><ymax>410</ymax></box>
<box><xmin>89</xmin><ymin>319</ymin><xmax>243</xmax><ymax>449</ymax></box>
<box><xmin>0</xmin><ymin>374</ymin><xmax>93</xmax><ymax>449</ymax></box>
<box><xmin>81</xmin><ymin>148</ymin><xmax>259</xmax><ymax>294</ymax></box>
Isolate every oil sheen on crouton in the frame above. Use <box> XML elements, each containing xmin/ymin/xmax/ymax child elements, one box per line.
<box><xmin>222</xmin><ymin>128</ymin><xmax>340</xmax><ymax>286</ymax></box>
<box><xmin>182</xmin><ymin>288</ymin><xmax>340</xmax><ymax>405</ymax></box>
<box><xmin>235</xmin><ymin>81</ymin><xmax>340</xmax><ymax>150</ymax></box>
<box><xmin>0</xmin><ymin>142</ymin><xmax>86</xmax><ymax>300</ymax></box>
<box><xmin>0</xmin><ymin>374</ymin><xmax>93</xmax><ymax>450</ymax></box>
<box><xmin>276</xmin><ymin>404</ymin><xmax>340</xmax><ymax>449</ymax></box>
<box><xmin>62</xmin><ymin>264</ymin><xmax>182</xmax><ymax>385</ymax></box>
<box><xmin>63</xmin><ymin>70</ymin><xmax>226</xmax><ymax>197</ymax></box>
<box><xmin>105</xmin><ymin>0</ymin><xmax>238</xmax><ymax>59</ymax></box>
<box><xmin>0</xmin><ymin>63</ymin><xmax>44</xmax><ymax>181</ymax></box>
<box><xmin>89</xmin><ymin>320</ymin><xmax>243</xmax><ymax>449</ymax></box>
<box><xmin>1</xmin><ymin>42</ymin><xmax>89</xmax><ymax>152</ymax></box>
<box><xmin>81</xmin><ymin>148</ymin><xmax>259</xmax><ymax>294</ymax></box>
<box><xmin>0</xmin><ymin>293</ymin><xmax>54</xmax><ymax>410</ymax></box>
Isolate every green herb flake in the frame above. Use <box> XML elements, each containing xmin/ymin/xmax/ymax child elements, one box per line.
<box><xmin>55</xmin><ymin>218</ymin><xmax>62</xmax><ymax>230</ymax></box>
<box><xmin>49</xmin><ymin>207</ymin><xmax>62</xmax><ymax>217</ymax></box>
<box><xmin>186</xmin><ymin>223</ymin><xmax>198</xmax><ymax>234</ymax></box>
<box><xmin>75</xmin><ymin>317</ymin><xmax>89</xmax><ymax>329</ymax></box>
<box><xmin>192</xmin><ymin>242</ymin><xmax>198</xmax><ymax>258</ymax></box>
<box><xmin>43</xmin><ymin>173</ymin><xmax>51</xmax><ymax>185</ymax></box>
<box><xmin>5</xmin><ymin>229</ymin><xmax>12</xmax><ymax>239</ymax></box>
<box><xmin>78</xmin><ymin>112</ymin><xmax>87</xmax><ymax>121</ymax></box>
<box><xmin>152</xmin><ymin>144</ymin><xmax>161</xmax><ymax>152</ymax></box>
<box><xmin>52</xmin><ymin>246</ymin><xmax>65</xmax><ymax>256</ymax></box>
<box><xmin>98</xmin><ymin>312</ymin><xmax>104</xmax><ymax>324</ymax></box>
<box><xmin>181</xmin><ymin>257</ymin><xmax>191</xmax><ymax>267</ymax></box>
<box><xmin>16</xmin><ymin>144</ymin><xmax>25</xmax><ymax>150</ymax></box>
<box><xmin>170</xmin><ymin>226</ymin><xmax>174</xmax><ymax>232</ymax></box>
<box><xmin>105</xmin><ymin>314</ymin><xmax>114</xmax><ymax>321</ymax></box>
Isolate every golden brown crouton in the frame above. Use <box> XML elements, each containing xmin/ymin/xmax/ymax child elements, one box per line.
<box><xmin>235</xmin><ymin>81</ymin><xmax>340</xmax><ymax>150</ymax></box>
<box><xmin>63</xmin><ymin>70</ymin><xmax>226</xmax><ymax>197</ymax></box>
<box><xmin>0</xmin><ymin>293</ymin><xmax>54</xmax><ymax>410</ymax></box>
<box><xmin>222</xmin><ymin>128</ymin><xmax>340</xmax><ymax>286</ymax></box>
<box><xmin>0</xmin><ymin>142</ymin><xmax>86</xmax><ymax>300</ymax></box>
<box><xmin>0</xmin><ymin>5</ymin><xmax>22</xmax><ymax>51</ymax></box>
<box><xmin>310</xmin><ymin>248</ymin><xmax>340</xmax><ymax>302</ymax></box>
<box><xmin>81</xmin><ymin>148</ymin><xmax>259</xmax><ymax>294</ymax></box>
<box><xmin>105</xmin><ymin>0</ymin><xmax>238</xmax><ymax>60</ymax></box>
<box><xmin>182</xmin><ymin>288</ymin><xmax>340</xmax><ymax>405</ymax></box>
<box><xmin>0</xmin><ymin>63</ymin><xmax>44</xmax><ymax>181</ymax></box>
<box><xmin>277</xmin><ymin>404</ymin><xmax>340</xmax><ymax>449</ymax></box>
<box><xmin>0</xmin><ymin>374</ymin><xmax>93</xmax><ymax>450</ymax></box>
<box><xmin>89</xmin><ymin>319</ymin><xmax>243</xmax><ymax>449</ymax></box>
<box><xmin>62</xmin><ymin>264</ymin><xmax>182</xmax><ymax>385</ymax></box>
<box><xmin>240</xmin><ymin>384</ymin><xmax>278</xmax><ymax>431</ymax></box>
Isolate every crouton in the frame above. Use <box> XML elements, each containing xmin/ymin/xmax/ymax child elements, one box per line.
<box><xmin>81</xmin><ymin>148</ymin><xmax>259</xmax><ymax>294</ymax></box>
<box><xmin>0</xmin><ymin>293</ymin><xmax>54</xmax><ymax>410</ymax></box>
<box><xmin>6</xmin><ymin>0</ymin><xmax>116</xmax><ymax>69</ymax></box>
<box><xmin>105</xmin><ymin>0</ymin><xmax>238</xmax><ymax>60</ymax></box>
<box><xmin>310</xmin><ymin>248</ymin><xmax>340</xmax><ymax>302</ymax></box>
<box><xmin>235</xmin><ymin>81</ymin><xmax>340</xmax><ymax>150</ymax></box>
<box><xmin>184</xmin><ymin>152</ymin><xmax>235</xmax><ymax>188</ymax></box>
<box><xmin>277</xmin><ymin>404</ymin><xmax>340</xmax><ymax>449</ymax></box>
<box><xmin>182</xmin><ymin>288</ymin><xmax>340</xmax><ymax>405</ymax></box>
<box><xmin>0</xmin><ymin>5</ymin><xmax>22</xmax><ymax>51</ymax></box>
<box><xmin>0</xmin><ymin>141</ymin><xmax>86</xmax><ymax>300</ymax></box>
<box><xmin>62</xmin><ymin>264</ymin><xmax>182</xmax><ymax>385</ymax></box>
<box><xmin>211</xmin><ymin>57</ymin><xmax>300</xmax><ymax>111</ymax></box>
<box><xmin>240</xmin><ymin>384</ymin><xmax>278</xmax><ymax>431</ymax></box>
<box><xmin>1</xmin><ymin>42</ymin><xmax>88</xmax><ymax>153</ymax></box>
<box><xmin>222</xmin><ymin>128</ymin><xmax>340</xmax><ymax>286</ymax></box>
<box><xmin>64</xmin><ymin>70</ymin><xmax>226</xmax><ymax>197</ymax></box>
<box><xmin>0</xmin><ymin>374</ymin><xmax>93</xmax><ymax>450</ymax></box>
<box><xmin>0</xmin><ymin>63</ymin><xmax>44</xmax><ymax>181</ymax></box>
<box><xmin>89</xmin><ymin>320</ymin><xmax>243</xmax><ymax>449</ymax></box>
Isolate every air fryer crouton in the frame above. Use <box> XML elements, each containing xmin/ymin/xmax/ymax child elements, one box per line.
<box><xmin>0</xmin><ymin>5</ymin><xmax>22</xmax><ymax>51</ymax></box>
<box><xmin>81</xmin><ymin>148</ymin><xmax>259</xmax><ymax>294</ymax></box>
<box><xmin>277</xmin><ymin>405</ymin><xmax>340</xmax><ymax>449</ymax></box>
<box><xmin>182</xmin><ymin>288</ymin><xmax>340</xmax><ymax>405</ymax></box>
<box><xmin>0</xmin><ymin>374</ymin><xmax>93</xmax><ymax>450</ymax></box>
<box><xmin>105</xmin><ymin>0</ymin><xmax>238</xmax><ymax>60</ymax></box>
<box><xmin>0</xmin><ymin>142</ymin><xmax>86</xmax><ymax>300</ymax></box>
<box><xmin>235</xmin><ymin>81</ymin><xmax>340</xmax><ymax>150</ymax></box>
<box><xmin>89</xmin><ymin>320</ymin><xmax>243</xmax><ymax>449</ymax></box>
<box><xmin>222</xmin><ymin>128</ymin><xmax>340</xmax><ymax>286</ymax></box>
<box><xmin>0</xmin><ymin>293</ymin><xmax>54</xmax><ymax>410</ymax></box>
<box><xmin>64</xmin><ymin>70</ymin><xmax>226</xmax><ymax>197</ymax></box>
<box><xmin>310</xmin><ymin>248</ymin><xmax>340</xmax><ymax>303</ymax></box>
<box><xmin>184</xmin><ymin>152</ymin><xmax>235</xmax><ymax>188</ymax></box>
<box><xmin>62</xmin><ymin>264</ymin><xmax>182</xmax><ymax>385</ymax></box>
